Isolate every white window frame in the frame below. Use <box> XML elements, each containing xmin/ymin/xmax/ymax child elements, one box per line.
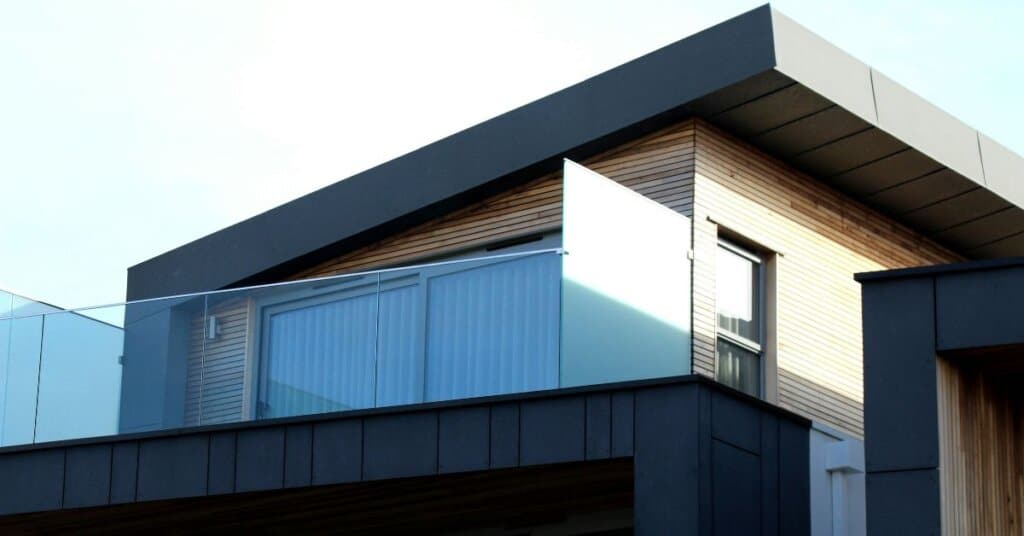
<box><xmin>716</xmin><ymin>238</ymin><xmax>765</xmax><ymax>397</ymax></box>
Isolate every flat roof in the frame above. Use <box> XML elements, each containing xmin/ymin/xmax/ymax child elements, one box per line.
<box><xmin>128</xmin><ymin>4</ymin><xmax>1024</xmax><ymax>299</ymax></box>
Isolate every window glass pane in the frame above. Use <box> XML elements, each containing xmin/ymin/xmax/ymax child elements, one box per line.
<box><xmin>716</xmin><ymin>245</ymin><xmax>759</xmax><ymax>342</ymax></box>
<box><xmin>716</xmin><ymin>338</ymin><xmax>760</xmax><ymax>397</ymax></box>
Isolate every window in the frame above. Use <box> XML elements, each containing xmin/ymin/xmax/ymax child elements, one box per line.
<box><xmin>716</xmin><ymin>240</ymin><xmax>763</xmax><ymax>397</ymax></box>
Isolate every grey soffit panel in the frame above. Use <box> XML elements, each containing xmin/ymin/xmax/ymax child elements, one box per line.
<box><xmin>710</xmin><ymin>83</ymin><xmax>834</xmax><ymax>137</ymax></box>
<box><xmin>751</xmin><ymin>105</ymin><xmax>871</xmax><ymax>158</ymax></box>
<box><xmin>933</xmin><ymin>207</ymin><xmax>1024</xmax><ymax>251</ymax></box>
<box><xmin>829</xmin><ymin>148</ymin><xmax>943</xmax><ymax>197</ymax></box>
<box><xmin>863</xmin><ymin>168</ymin><xmax>975</xmax><ymax>214</ymax></box>
<box><xmin>902</xmin><ymin>188</ymin><xmax>1011</xmax><ymax>233</ymax></box>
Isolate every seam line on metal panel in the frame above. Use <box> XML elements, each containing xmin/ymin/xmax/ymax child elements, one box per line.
<box><xmin>928</xmin><ymin>206</ymin><xmax>1015</xmax><ymax>236</ymax></box>
<box><xmin>788</xmin><ymin>126</ymin><xmax>874</xmax><ymax>159</ymax></box>
<box><xmin>868</xmin><ymin>69</ymin><xmax>880</xmax><ymax>123</ymax></box>
<box><xmin>976</xmin><ymin>131</ymin><xmax>988</xmax><ymax>186</ymax></box>
<box><xmin>864</xmin><ymin>167</ymin><xmax>952</xmax><ymax>200</ymax></box>
<box><xmin>748</xmin><ymin>104</ymin><xmax>837</xmax><ymax>139</ymax></box>
<box><xmin>967</xmin><ymin>227</ymin><xmax>1024</xmax><ymax>253</ymax></box>
<box><xmin>825</xmin><ymin>147</ymin><xmax>914</xmax><ymax>180</ymax></box>
<box><xmin>707</xmin><ymin>82</ymin><xmax>800</xmax><ymax>119</ymax></box>
<box><xmin>899</xmin><ymin>187</ymin><xmax>982</xmax><ymax>218</ymax></box>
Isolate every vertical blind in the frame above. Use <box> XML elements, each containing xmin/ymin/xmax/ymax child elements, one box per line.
<box><xmin>259</xmin><ymin>253</ymin><xmax>560</xmax><ymax>418</ymax></box>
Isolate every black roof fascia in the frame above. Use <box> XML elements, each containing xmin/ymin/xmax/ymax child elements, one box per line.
<box><xmin>126</xmin><ymin>5</ymin><xmax>777</xmax><ymax>300</ymax></box>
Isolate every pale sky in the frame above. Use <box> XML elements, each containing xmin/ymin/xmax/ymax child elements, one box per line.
<box><xmin>1</xmin><ymin>0</ymin><xmax>1021</xmax><ymax>309</ymax></box>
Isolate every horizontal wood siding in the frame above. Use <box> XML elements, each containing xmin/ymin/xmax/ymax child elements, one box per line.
<box><xmin>184</xmin><ymin>298</ymin><xmax>251</xmax><ymax>426</ymax></box>
<box><xmin>691</xmin><ymin>121</ymin><xmax>961</xmax><ymax>436</ymax></box>
<box><xmin>937</xmin><ymin>356</ymin><xmax>1024</xmax><ymax>535</ymax></box>
<box><xmin>293</xmin><ymin>122</ymin><xmax>696</xmax><ymax>279</ymax></box>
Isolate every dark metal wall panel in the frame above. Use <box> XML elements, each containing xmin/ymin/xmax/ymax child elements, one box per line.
<box><xmin>777</xmin><ymin>418</ymin><xmax>810</xmax><ymax>535</ymax></box>
<box><xmin>634</xmin><ymin>385</ymin><xmax>701</xmax><ymax>534</ymax></box>
<box><xmin>207</xmin><ymin>432</ymin><xmax>236</xmax><ymax>495</ymax></box>
<box><xmin>712</xmin><ymin>440</ymin><xmax>762</xmax><ymax>536</ymax></box>
<box><xmin>235</xmin><ymin>428</ymin><xmax>285</xmax><ymax>493</ymax></box>
<box><xmin>284</xmin><ymin>424</ymin><xmax>313</xmax><ymax>488</ymax></box>
<box><xmin>63</xmin><ymin>445</ymin><xmax>112</xmax><ymax>509</ymax></box>
<box><xmin>136</xmin><ymin>436</ymin><xmax>208</xmax><ymax>502</ymax></box>
<box><xmin>438</xmin><ymin>406</ymin><xmax>490</xmax><ymax>474</ymax></box>
<box><xmin>935</xmin><ymin>266</ymin><xmax>1024</xmax><ymax>350</ymax></box>
<box><xmin>866</xmin><ymin>469</ymin><xmax>941</xmax><ymax>536</ymax></box>
<box><xmin>711</xmin><ymin>390</ymin><xmax>761</xmax><ymax>454</ymax></box>
<box><xmin>362</xmin><ymin>412</ymin><xmax>438</xmax><ymax>480</ymax></box>
<box><xmin>610</xmin><ymin>391</ymin><xmax>634</xmax><ymax>458</ymax></box>
<box><xmin>862</xmin><ymin>277</ymin><xmax>939</xmax><ymax>473</ymax></box>
<box><xmin>585</xmin><ymin>393</ymin><xmax>612</xmax><ymax>460</ymax></box>
<box><xmin>0</xmin><ymin>449</ymin><xmax>64</xmax><ymax>515</ymax></box>
<box><xmin>489</xmin><ymin>403</ymin><xmax>520</xmax><ymax>469</ymax></box>
<box><xmin>520</xmin><ymin>397</ymin><xmax>586</xmax><ymax>466</ymax></box>
<box><xmin>759</xmin><ymin>413</ymin><xmax>781</xmax><ymax>536</ymax></box>
<box><xmin>109</xmin><ymin>442</ymin><xmax>138</xmax><ymax>504</ymax></box>
<box><xmin>311</xmin><ymin>419</ymin><xmax>362</xmax><ymax>485</ymax></box>
<box><xmin>0</xmin><ymin>379</ymin><xmax>812</xmax><ymax>535</ymax></box>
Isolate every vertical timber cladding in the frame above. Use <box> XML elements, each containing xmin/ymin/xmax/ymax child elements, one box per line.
<box><xmin>183</xmin><ymin>121</ymin><xmax>698</xmax><ymax>424</ymax></box>
<box><xmin>937</xmin><ymin>355</ymin><xmax>1024</xmax><ymax>535</ymax></box>
<box><xmin>691</xmin><ymin>121</ymin><xmax>961</xmax><ymax>437</ymax></box>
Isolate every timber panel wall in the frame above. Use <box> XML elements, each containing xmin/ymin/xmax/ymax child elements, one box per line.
<box><xmin>691</xmin><ymin>121</ymin><xmax>961</xmax><ymax>437</ymax></box>
<box><xmin>937</xmin><ymin>356</ymin><xmax>1024</xmax><ymax>535</ymax></box>
<box><xmin>184</xmin><ymin>122</ymin><xmax>697</xmax><ymax>424</ymax></box>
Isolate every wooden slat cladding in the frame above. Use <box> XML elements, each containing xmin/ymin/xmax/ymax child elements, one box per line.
<box><xmin>291</xmin><ymin>122</ymin><xmax>696</xmax><ymax>279</ymax></box>
<box><xmin>691</xmin><ymin>121</ymin><xmax>961</xmax><ymax>437</ymax></box>
<box><xmin>937</xmin><ymin>355</ymin><xmax>1024</xmax><ymax>535</ymax></box>
<box><xmin>184</xmin><ymin>297</ymin><xmax>251</xmax><ymax>426</ymax></box>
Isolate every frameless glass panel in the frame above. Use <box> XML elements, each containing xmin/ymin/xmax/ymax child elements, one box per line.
<box><xmin>0</xmin><ymin>312</ymin><xmax>43</xmax><ymax>446</ymax></box>
<box><xmin>35</xmin><ymin>307</ymin><xmax>124</xmax><ymax>442</ymax></box>
<box><xmin>119</xmin><ymin>294</ymin><xmax>204</xmax><ymax>434</ymax></box>
<box><xmin>561</xmin><ymin>159</ymin><xmax>692</xmax><ymax>387</ymax></box>
<box><xmin>375</xmin><ymin>266</ymin><xmax>424</xmax><ymax>407</ymax></box>
<box><xmin>716</xmin><ymin>245</ymin><xmax>759</xmax><ymax>343</ymax></box>
<box><xmin>256</xmin><ymin>273</ymin><xmax>380</xmax><ymax>419</ymax></box>
<box><xmin>423</xmin><ymin>252</ymin><xmax>561</xmax><ymax>402</ymax></box>
<box><xmin>717</xmin><ymin>338</ymin><xmax>760</xmax><ymax>397</ymax></box>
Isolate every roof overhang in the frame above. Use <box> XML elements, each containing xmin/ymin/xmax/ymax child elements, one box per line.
<box><xmin>128</xmin><ymin>4</ymin><xmax>1024</xmax><ymax>300</ymax></box>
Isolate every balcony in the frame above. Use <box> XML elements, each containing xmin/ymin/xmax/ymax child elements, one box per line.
<box><xmin>0</xmin><ymin>161</ymin><xmax>693</xmax><ymax>447</ymax></box>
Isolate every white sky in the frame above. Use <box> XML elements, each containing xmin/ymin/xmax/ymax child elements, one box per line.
<box><xmin>1</xmin><ymin>0</ymin><xmax>1021</xmax><ymax>308</ymax></box>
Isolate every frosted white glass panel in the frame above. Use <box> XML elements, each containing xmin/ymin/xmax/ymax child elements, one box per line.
<box><xmin>561</xmin><ymin>159</ymin><xmax>691</xmax><ymax>387</ymax></box>
<box><xmin>425</xmin><ymin>254</ymin><xmax>560</xmax><ymax>401</ymax></box>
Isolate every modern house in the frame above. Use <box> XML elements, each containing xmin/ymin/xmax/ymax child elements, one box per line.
<box><xmin>1</xmin><ymin>4</ymin><xmax>1021</xmax><ymax>534</ymax></box>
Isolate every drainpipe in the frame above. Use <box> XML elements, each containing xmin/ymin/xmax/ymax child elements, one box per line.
<box><xmin>826</xmin><ymin>440</ymin><xmax>865</xmax><ymax>536</ymax></box>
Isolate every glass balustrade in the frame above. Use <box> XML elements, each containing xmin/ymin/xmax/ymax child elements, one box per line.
<box><xmin>0</xmin><ymin>160</ymin><xmax>695</xmax><ymax>448</ymax></box>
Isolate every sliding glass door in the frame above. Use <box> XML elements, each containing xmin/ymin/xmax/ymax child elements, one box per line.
<box><xmin>255</xmin><ymin>248</ymin><xmax>560</xmax><ymax>419</ymax></box>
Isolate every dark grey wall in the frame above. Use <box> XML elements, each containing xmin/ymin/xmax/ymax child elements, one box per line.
<box><xmin>857</xmin><ymin>259</ymin><xmax>1024</xmax><ymax>535</ymax></box>
<box><xmin>0</xmin><ymin>377</ymin><xmax>809</xmax><ymax>535</ymax></box>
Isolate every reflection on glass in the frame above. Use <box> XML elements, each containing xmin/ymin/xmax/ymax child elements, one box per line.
<box><xmin>36</xmin><ymin>309</ymin><xmax>123</xmax><ymax>442</ymax></box>
<box><xmin>716</xmin><ymin>245</ymin><xmax>759</xmax><ymax>342</ymax></box>
<box><xmin>717</xmin><ymin>337</ymin><xmax>760</xmax><ymax>397</ymax></box>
